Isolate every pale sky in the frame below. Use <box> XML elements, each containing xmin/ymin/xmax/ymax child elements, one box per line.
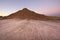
<box><xmin>0</xmin><ymin>0</ymin><xmax>60</xmax><ymax>16</ymax></box>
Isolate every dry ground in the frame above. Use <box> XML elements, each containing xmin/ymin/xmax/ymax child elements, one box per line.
<box><xmin>0</xmin><ymin>19</ymin><xmax>60</xmax><ymax>40</ymax></box>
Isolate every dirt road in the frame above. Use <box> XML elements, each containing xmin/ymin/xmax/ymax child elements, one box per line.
<box><xmin>0</xmin><ymin>19</ymin><xmax>60</xmax><ymax>40</ymax></box>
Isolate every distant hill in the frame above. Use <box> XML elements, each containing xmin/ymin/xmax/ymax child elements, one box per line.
<box><xmin>6</xmin><ymin>8</ymin><xmax>47</xmax><ymax>20</ymax></box>
<box><xmin>0</xmin><ymin>8</ymin><xmax>60</xmax><ymax>20</ymax></box>
<box><xmin>45</xmin><ymin>13</ymin><xmax>60</xmax><ymax>17</ymax></box>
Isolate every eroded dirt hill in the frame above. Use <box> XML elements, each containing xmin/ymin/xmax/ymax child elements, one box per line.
<box><xmin>6</xmin><ymin>8</ymin><xmax>47</xmax><ymax>20</ymax></box>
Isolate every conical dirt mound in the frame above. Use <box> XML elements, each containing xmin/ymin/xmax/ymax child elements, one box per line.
<box><xmin>6</xmin><ymin>8</ymin><xmax>47</xmax><ymax>20</ymax></box>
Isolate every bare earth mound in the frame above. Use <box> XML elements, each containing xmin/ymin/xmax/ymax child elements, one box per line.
<box><xmin>3</xmin><ymin>8</ymin><xmax>47</xmax><ymax>20</ymax></box>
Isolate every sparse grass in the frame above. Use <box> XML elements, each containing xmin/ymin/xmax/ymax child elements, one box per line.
<box><xmin>47</xmin><ymin>16</ymin><xmax>60</xmax><ymax>20</ymax></box>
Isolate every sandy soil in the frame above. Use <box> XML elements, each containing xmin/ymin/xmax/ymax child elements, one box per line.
<box><xmin>0</xmin><ymin>19</ymin><xmax>60</xmax><ymax>40</ymax></box>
